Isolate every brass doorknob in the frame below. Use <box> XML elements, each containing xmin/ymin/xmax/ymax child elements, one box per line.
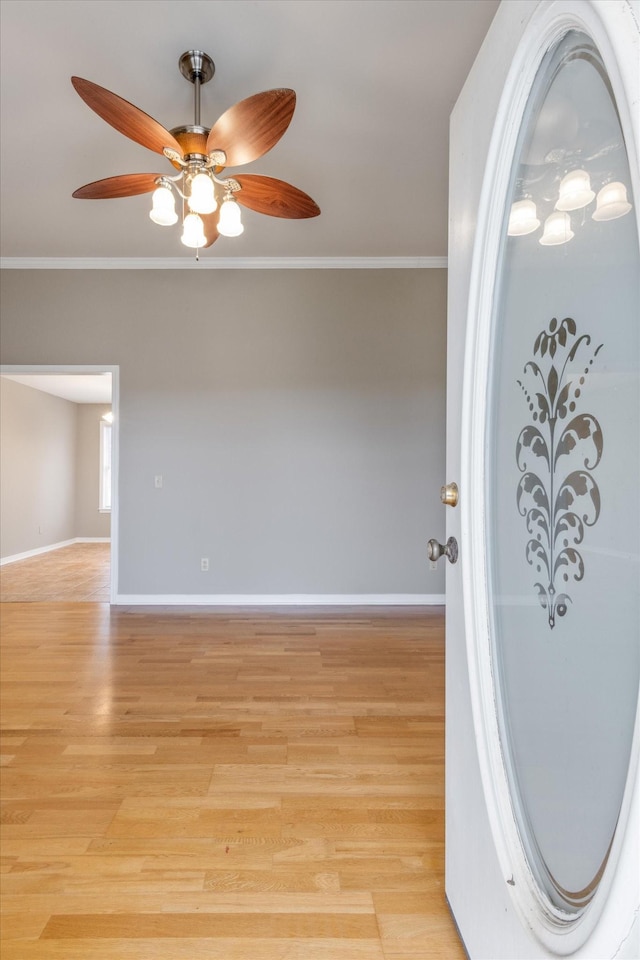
<box><xmin>440</xmin><ymin>482</ymin><xmax>459</xmax><ymax>507</ymax></box>
<box><xmin>428</xmin><ymin>536</ymin><xmax>459</xmax><ymax>564</ymax></box>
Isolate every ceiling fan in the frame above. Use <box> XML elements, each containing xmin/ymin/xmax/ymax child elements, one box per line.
<box><xmin>71</xmin><ymin>50</ymin><xmax>320</xmax><ymax>251</ymax></box>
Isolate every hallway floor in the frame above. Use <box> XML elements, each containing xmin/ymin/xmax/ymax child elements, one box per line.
<box><xmin>0</xmin><ymin>542</ymin><xmax>110</xmax><ymax>602</ymax></box>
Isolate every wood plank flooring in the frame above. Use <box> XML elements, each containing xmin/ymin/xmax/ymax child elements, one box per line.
<box><xmin>0</xmin><ymin>543</ymin><xmax>110</xmax><ymax>603</ymax></box>
<box><xmin>0</xmin><ymin>604</ymin><xmax>465</xmax><ymax>959</ymax></box>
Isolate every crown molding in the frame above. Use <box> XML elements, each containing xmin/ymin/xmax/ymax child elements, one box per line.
<box><xmin>0</xmin><ymin>256</ymin><xmax>447</xmax><ymax>270</ymax></box>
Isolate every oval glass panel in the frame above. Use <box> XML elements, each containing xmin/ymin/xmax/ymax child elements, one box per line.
<box><xmin>487</xmin><ymin>30</ymin><xmax>639</xmax><ymax>913</ymax></box>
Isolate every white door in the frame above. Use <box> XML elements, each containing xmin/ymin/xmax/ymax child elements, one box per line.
<box><xmin>442</xmin><ymin>2</ymin><xmax>639</xmax><ymax>957</ymax></box>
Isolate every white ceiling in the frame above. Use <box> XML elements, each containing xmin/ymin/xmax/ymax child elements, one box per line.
<box><xmin>2</xmin><ymin>374</ymin><xmax>112</xmax><ymax>404</ymax></box>
<box><xmin>0</xmin><ymin>0</ymin><xmax>499</xmax><ymax>262</ymax></box>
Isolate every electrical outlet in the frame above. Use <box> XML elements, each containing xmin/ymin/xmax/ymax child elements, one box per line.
<box><xmin>201</xmin><ymin>558</ymin><xmax>209</xmax><ymax>572</ymax></box>
<box><xmin>154</xmin><ymin>475</ymin><xmax>163</xmax><ymax>488</ymax></box>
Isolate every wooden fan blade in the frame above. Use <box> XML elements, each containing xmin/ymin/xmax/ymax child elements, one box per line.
<box><xmin>200</xmin><ymin>213</ymin><xmax>219</xmax><ymax>248</ymax></box>
<box><xmin>234</xmin><ymin>175</ymin><xmax>320</xmax><ymax>218</ymax></box>
<box><xmin>206</xmin><ymin>89</ymin><xmax>296</xmax><ymax>167</ymax></box>
<box><xmin>72</xmin><ymin>173</ymin><xmax>166</xmax><ymax>199</ymax></box>
<box><xmin>71</xmin><ymin>77</ymin><xmax>184</xmax><ymax>157</ymax></box>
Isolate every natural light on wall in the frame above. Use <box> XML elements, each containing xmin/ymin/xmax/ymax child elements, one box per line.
<box><xmin>99</xmin><ymin>415</ymin><xmax>112</xmax><ymax>512</ymax></box>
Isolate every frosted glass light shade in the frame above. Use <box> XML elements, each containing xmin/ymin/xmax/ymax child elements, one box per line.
<box><xmin>592</xmin><ymin>181</ymin><xmax>632</xmax><ymax>221</ymax></box>
<box><xmin>181</xmin><ymin>212</ymin><xmax>207</xmax><ymax>248</ymax></box>
<box><xmin>188</xmin><ymin>173</ymin><xmax>217</xmax><ymax>214</ymax></box>
<box><xmin>556</xmin><ymin>169</ymin><xmax>595</xmax><ymax>211</ymax></box>
<box><xmin>218</xmin><ymin>197</ymin><xmax>244</xmax><ymax>237</ymax></box>
<box><xmin>539</xmin><ymin>210</ymin><xmax>574</xmax><ymax>246</ymax></box>
<box><xmin>508</xmin><ymin>199</ymin><xmax>540</xmax><ymax>236</ymax></box>
<box><xmin>149</xmin><ymin>186</ymin><xmax>178</xmax><ymax>226</ymax></box>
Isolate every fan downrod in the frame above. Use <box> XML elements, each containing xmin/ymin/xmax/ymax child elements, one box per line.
<box><xmin>179</xmin><ymin>51</ymin><xmax>215</xmax><ymax>85</ymax></box>
<box><xmin>179</xmin><ymin>51</ymin><xmax>215</xmax><ymax>128</ymax></box>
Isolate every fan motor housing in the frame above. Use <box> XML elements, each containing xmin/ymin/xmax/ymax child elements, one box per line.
<box><xmin>168</xmin><ymin>125</ymin><xmax>210</xmax><ymax>166</ymax></box>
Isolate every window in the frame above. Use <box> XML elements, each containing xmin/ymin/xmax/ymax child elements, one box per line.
<box><xmin>99</xmin><ymin>418</ymin><xmax>112</xmax><ymax>512</ymax></box>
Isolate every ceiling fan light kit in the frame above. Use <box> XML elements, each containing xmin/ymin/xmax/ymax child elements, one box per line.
<box><xmin>72</xmin><ymin>50</ymin><xmax>320</xmax><ymax>255</ymax></box>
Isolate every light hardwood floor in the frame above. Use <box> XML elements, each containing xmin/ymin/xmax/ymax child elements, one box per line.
<box><xmin>0</xmin><ymin>603</ymin><xmax>465</xmax><ymax>959</ymax></box>
<box><xmin>0</xmin><ymin>543</ymin><xmax>110</xmax><ymax>602</ymax></box>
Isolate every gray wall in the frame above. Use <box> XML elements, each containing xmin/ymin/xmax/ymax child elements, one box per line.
<box><xmin>0</xmin><ymin>269</ymin><xmax>447</xmax><ymax>596</ymax></box>
<box><xmin>0</xmin><ymin>377</ymin><xmax>77</xmax><ymax>556</ymax></box>
<box><xmin>75</xmin><ymin>403</ymin><xmax>111</xmax><ymax>539</ymax></box>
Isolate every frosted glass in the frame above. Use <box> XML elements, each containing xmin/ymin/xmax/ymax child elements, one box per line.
<box><xmin>487</xmin><ymin>31</ymin><xmax>639</xmax><ymax>912</ymax></box>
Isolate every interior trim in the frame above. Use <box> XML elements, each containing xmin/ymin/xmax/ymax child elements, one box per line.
<box><xmin>115</xmin><ymin>593</ymin><xmax>446</xmax><ymax>606</ymax></box>
<box><xmin>0</xmin><ymin>537</ymin><xmax>111</xmax><ymax>566</ymax></box>
<box><xmin>0</xmin><ymin>256</ymin><xmax>447</xmax><ymax>270</ymax></box>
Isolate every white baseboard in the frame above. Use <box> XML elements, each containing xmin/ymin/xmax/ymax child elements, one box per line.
<box><xmin>1</xmin><ymin>537</ymin><xmax>111</xmax><ymax>565</ymax></box>
<box><xmin>115</xmin><ymin>593</ymin><xmax>445</xmax><ymax>607</ymax></box>
<box><xmin>0</xmin><ymin>539</ymin><xmax>77</xmax><ymax>565</ymax></box>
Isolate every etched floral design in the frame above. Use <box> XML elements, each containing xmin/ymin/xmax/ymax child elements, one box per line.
<box><xmin>516</xmin><ymin>317</ymin><xmax>603</xmax><ymax>628</ymax></box>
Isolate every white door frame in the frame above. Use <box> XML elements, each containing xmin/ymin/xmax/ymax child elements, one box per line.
<box><xmin>447</xmin><ymin>1</ymin><xmax>639</xmax><ymax>956</ymax></box>
<box><xmin>0</xmin><ymin>363</ymin><xmax>120</xmax><ymax>604</ymax></box>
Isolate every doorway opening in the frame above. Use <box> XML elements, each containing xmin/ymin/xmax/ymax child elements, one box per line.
<box><xmin>0</xmin><ymin>364</ymin><xmax>119</xmax><ymax>603</ymax></box>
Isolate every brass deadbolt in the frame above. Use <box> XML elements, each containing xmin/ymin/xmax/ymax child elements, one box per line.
<box><xmin>440</xmin><ymin>482</ymin><xmax>459</xmax><ymax>507</ymax></box>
